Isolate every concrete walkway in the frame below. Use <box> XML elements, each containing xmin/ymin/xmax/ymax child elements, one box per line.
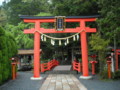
<box><xmin>40</xmin><ymin>74</ymin><xmax>87</xmax><ymax>90</ymax></box>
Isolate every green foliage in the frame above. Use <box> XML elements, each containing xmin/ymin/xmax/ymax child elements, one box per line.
<box><xmin>0</xmin><ymin>27</ymin><xmax>17</xmax><ymax>85</ymax></box>
<box><xmin>89</xmin><ymin>32</ymin><xmax>109</xmax><ymax>74</ymax></box>
<box><xmin>4</xmin><ymin>22</ymin><xmax>34</xmax><ymax>49</ymax></box>
<box><xmin>113</xmin><ymin>70</ymin><xmax>120</xmax><ymax>80</ymax></box>
<box><xmin>0</xmin><ymin>7</ymin><xmax>7</xmax><ymax>27</ymax></box>
<box><xmin>50</xmin><ymin>0</ymin><xmax>99</xmax><ymax>16</ymax></box>
<box><xmin>99</xmin><ymin>67</ymin><xmax>108</xmax><ymax>79</ymax></box>
<box><xmin>98</xmin><ymin>0</ymin><xmax>120</xmax><ymax>46</ymax></box>
<box><xmin>90</xmin><ymin>33</ymin><xmax>109</xmax><ymax>51</ymax></box>
<box><xmin>2</xmin><ymin>0</ymin><xmax>50</xmax><ymax>25</ymax></box>
<box><xmin>37</xmin><ymin>12</ymin><xmax>52</xmax><ymax>16</ymax></box>
<box><xmin>0</xmin><ymin>27</ymin><xmax>5</xmax><ymax>35</ymax></box>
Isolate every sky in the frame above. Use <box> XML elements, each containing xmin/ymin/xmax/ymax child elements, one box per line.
<box><xmin>0</xmin><ymin>0</ymin><xmax>10</xmax><ymax>5</ymax></box>
<box><xmin>0</xmin><ymin>0</ymin><xmax>5</xmax><ymax>5</ymax></box>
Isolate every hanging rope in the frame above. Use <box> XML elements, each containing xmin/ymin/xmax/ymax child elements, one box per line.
<box><xmin>34</xmin><ymin>29</ymin><xmax>85</xmax><ymax>40</ymax></box>
<box><xmin>34</xmin><ymin>29</ymin><xmax>85</xmax><ymax>45</ymax></box>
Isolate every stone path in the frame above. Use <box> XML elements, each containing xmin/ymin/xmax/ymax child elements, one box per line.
<box><xmin>53</xmin><ymin>65</ymin><xmax>72</xmax><ymax>71</ymax></box>
<box><xmin>40</xmin><ymin>74</ymin><xmax>87</xmax><ymax>90</ymax></box>
<box><xmin>1</xmin><ymin>72</ymin><xmax>120</xmax><ymax>90</ymax></box>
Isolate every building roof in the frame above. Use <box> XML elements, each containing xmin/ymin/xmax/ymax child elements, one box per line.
<box><xmin>18</xmin><ymin>50</ymin><xmax>34</xmax><ymax>55</ymax></box>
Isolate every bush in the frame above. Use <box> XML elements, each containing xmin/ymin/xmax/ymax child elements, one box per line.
<box><xmin>99</xmin><ymin>67</ymin><xmax>108</xmax><ymax>79</ymax></box>
<box><xmin>0</xmin><ymin>27</ymin><xmax>17</xmax><ymax>85</ymax></box>
<box><xmin>113</xmin><ymin>70</ymin><xmax>120</xmax><ymax>80</ymax></box>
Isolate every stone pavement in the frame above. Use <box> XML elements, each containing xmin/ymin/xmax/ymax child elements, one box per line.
<box><xmin>40</xmin><ymin>74</ymin><xmax>87</xmax><ymax>90</ymax></box>
<box><xmin>0</xmin><ymin>72</ymin><xmax>120</xmax><ymax>90</ymax></box>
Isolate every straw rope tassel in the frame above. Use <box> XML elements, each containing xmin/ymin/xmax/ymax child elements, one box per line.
<box><xmin>77</xmin><ymin>34</ymin><xmax>79</xmax><ymax>40</ymax></box>
<box><xmin>65</xmin><ymin>42</ymin><xmax>67</xmax><ymax>46</ymax></box>
<box><xmin>44</xmin><ymin>36</ymin><xmax>46</xmax><ymax>41</ymax></box>
<box><xmin>53</xmin><ymin>40</ymin><xmax>55</xmax><ymax>45</ymax></box>
<box><xmin>59</xmin><ymin>40</ymin><xmax>61</xmax><ymax>46</ymax></box>
<box><xmin>41</xmin><ymin>34</ymin><xmax>44</xmax><ymax>41</ymax></box>
<box><xmin>51</xmin><ymin>39</ymin><xmax>53</xmax><ymax>45</ymax></box>
<box><xmin>67</xmin><ymin>38</ymin><xmax>69</xmax><ymax>44</ymax></box>
<box><xmin>73</xmin><ymin>35</ymin><xmax>76</xmax><ymax>41</ymax></box>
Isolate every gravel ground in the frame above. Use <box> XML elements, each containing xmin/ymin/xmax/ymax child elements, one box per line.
<box><xmin>76</xmin><ymin>74</ymin><xmax>120</xmax><ymax>90</ymax></box>
<box><xmin>0</xmin><ymin>72</ymin><xmax>48</xmax><ymax>90</ymax></box>
<box><xmin>0</xmin><ymin>72</ymin><xmax>120</xmax><ymax>90</ymax></box>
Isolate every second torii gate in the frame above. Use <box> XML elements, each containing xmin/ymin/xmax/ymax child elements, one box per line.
<box><xmin>20</xmin><ymin>15</ymin><xmax>99</xmax><ymax>79</ymax></box>
<box><xmin>112</xmin><ymin>49</ymin><xmax>120</xmax><ymax>71</ymax></box>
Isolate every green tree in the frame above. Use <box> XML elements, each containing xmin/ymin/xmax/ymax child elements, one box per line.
<box><xmin>0</xmin><ymin>7</ymin><xmax>7</xmax><ymax>27</ymax></box>
<box><xmin>98</xmin><ymin>0</ymin><xmax>120</xmax><ymax>48</ymax></box>
<box><xmin>4</xmin><ymin>22</ymin><xmax>34</xmax><ymax>49</ymax></box>
<box><xmin>96</xmin><ymin>0</ymin><xmax>120</xmax><ymax>75</ymax></box>
<box><xmin>89</xmin><ymin>32</ymin><xmax>109</xmax><ymax>72</ymax></box>
<box><xmin>50</xmin><ymin>0</ymin><xmax>99</xmax><ymax>16</ymax></box>
<box><xmin>0</xmin><ymin>27</ymin><xmax>17</xmax><ymax>85</ymax></box>
<box><xmin>2</xmin><ymin>0</ymin><xmax>50</xmax><ymax>25</ymax></box>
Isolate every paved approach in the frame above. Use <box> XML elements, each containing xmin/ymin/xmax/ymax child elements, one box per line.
<box><xmin>40</xmin><ymin>74</ymin><xmax>87</xmax><ymax>90</ymax></box>
<box><xmin>0</xmin><ymin>72</ymin><xmax>120</xmax><ymax>90</ymax></box>
<box><xmin>53</xmin><ymin>65</ymin><xmax>72</xmax><ymax>71</ymax></box>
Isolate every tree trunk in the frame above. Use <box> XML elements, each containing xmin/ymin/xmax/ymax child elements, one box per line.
<box><xmin>98</xmin><ymin>51</ymin><xmax>106</xmax><ymax>73</ymax></box>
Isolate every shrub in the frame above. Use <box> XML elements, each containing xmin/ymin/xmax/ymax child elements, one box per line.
<box><xmin>0</xmin><ymin>27</ymin><xmax>17</xmax><ymax>85</ymax></box>
<box><xmin>113</xmin><ymin>70</ymin><xmax>120</xmax><ymax>80</ymax></box>
<box><xmin>99</xmin><ymin>67</ymin><xmax>108</xmax><ymax>79</ymax></box>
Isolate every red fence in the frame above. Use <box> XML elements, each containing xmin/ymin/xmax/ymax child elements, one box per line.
<box><xmin>41</xmin><ymin>59</ymin><xmax>59</xmax><ymax>72</ymax></box>
<box><xmin>72</xmin><ymin>61</ymin><xmax>82</xmax><ymax>72</ymax></box>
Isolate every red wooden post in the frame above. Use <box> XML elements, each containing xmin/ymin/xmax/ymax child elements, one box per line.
<box><xmin>107</xmin><ymin>60</ymin><xmax>112</xmax><ymax>79</ymax></box>
<box><xmin>48</xmin><ymin>62</ymin><xmax>50</xmax><ymax>70</ymax></box>
<box><xmin>31</xmin><ymin>21</ymin><xmax>42</xmax><ymax>80</ymax></box>
<box><xmin>80</xmin><ymin>20</ymin><xmax>90</xmax><ymax>79</ymax></box>
<box><xmin>72</xmin><ymin>61</ymin><xmax>75</xmax><ymax>70</ymax></box>
<box><xmin>12</xmin><ymin>63</ymin><xmax>16</xmax><ymax>80</ymax></box>
<box><xmin>79</xmin><ymin>63</ymin><xmax>82</xmax><ymax>72</ymax></box>
<box><xmin>10</xmin><ymin>58</ymin><xmax>17</xmax><ymax>80</ymax></box>
<box><xmin>34</xmin><ymin>31</ymin><xmax>40</xmax><ymax>77</ymax></box>
<box><xmin>41</xmin><ymin>64</ymin><xmax>44</xmax><ymax>72</ymax></box>
<box><xmin>116</xmin><ymin>52</ymin><xmax>118</xmax><ymax>71</ymax></box>
<box><xmin>90</xmin><ymin>61</ymin><xmax>98</xmax><ymax>75</ymax></box>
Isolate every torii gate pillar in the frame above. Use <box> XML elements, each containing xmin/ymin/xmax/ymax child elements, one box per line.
<box><xmin>31</xmin><ymin>21</ymin><xmax>42</xmax><ymax>80</ymax></box>
<box><xmin>80</xmin><ymin>21</ymin><xmax>92</xmax><ymax>79</ymax></box>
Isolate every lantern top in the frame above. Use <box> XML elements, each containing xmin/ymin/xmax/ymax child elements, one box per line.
<box><xmin>19</xmin><ymin>15</ymin><xmax>100</xmax><ymax>19</ymax></box>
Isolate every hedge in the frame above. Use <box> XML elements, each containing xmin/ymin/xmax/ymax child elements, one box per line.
<box><xmin>0</xmin><ymin>27</ymin><xmax>17</xmax><ymax>85</ymax></box>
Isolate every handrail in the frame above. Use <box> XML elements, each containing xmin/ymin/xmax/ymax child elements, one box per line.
<box><xmin>72</xmin><ymin>61</ymin><xmax>82</xmax><ymax>72</ymax></box>
<box><xmin>41</xmin><ymin>59</ymin><xmax>59</xmax><ymax>72</ymax></box>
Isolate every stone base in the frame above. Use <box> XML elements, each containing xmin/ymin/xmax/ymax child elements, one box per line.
<box><xmin>79</xmin><ymin>75</ymin><xmax>92</xmax><ymax>79</ymax></box>
<box><xmin>30</xmin><ymin>77</ymin><xmax>43</xmax><ymax>80</ymax></box>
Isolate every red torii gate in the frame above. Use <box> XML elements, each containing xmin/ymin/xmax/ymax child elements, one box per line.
<box><xmin>112</xmin><ymin>49</ymin><xmax>120</xmax><ymax>71</ymax></box>
<box><xmin>20</xmin><ymin>15</ymin><xmax>99</xmax><ymax>79</ymax></box>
